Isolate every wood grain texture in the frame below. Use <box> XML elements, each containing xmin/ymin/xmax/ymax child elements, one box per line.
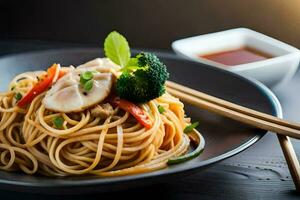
<box><xmin>0</xmin><ymin>42</ymin><xmax>299</xmax><ymax>199</ymax></box>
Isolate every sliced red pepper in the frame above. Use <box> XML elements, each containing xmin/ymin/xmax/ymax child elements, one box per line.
<box><xmin>110</xmin><ymin>97</ymin><xmax>152</xmax><ymax>129</ymax></box>
<box><xmin>58</xmin><ymin>68</ymin><xmax>68</xmax><ymax>79</ymax></box>
<box><xmin>17</xmin><ymin>64</ymin><xmax>60</xmax><ymax>107</ymax></box>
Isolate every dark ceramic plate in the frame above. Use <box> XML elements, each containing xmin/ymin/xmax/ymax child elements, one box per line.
<box><xmin>0</xmin><ymin>48</ymin><xmax>281</xmax><ymax>194</ymax></box>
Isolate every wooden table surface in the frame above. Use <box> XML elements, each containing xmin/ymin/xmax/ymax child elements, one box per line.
<box><xmin>0</xmin><ymin>41</ymin><xmax>300</xmax><ymax>200</ymax></box>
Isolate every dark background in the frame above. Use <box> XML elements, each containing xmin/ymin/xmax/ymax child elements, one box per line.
<box><xmin>0</xmin><ymin>0</ymin><xmax>300</xmax><ymax>49</ymax></box>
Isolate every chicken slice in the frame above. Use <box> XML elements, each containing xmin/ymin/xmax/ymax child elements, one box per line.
<box><xmin>43</xmin><ymin>59</ymin><xmax>114</xmax><ymax>113</ymax></box>
<box><xmin>77</xmin><ymin>58</ymin><xmax>120</xmax><ymax>72</ymax></box>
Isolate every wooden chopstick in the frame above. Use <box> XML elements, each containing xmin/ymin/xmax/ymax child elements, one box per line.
<box><xmin>166</xmin><ymin>81</ymin><xmax>300</xmax><ymax>139</ymax></box>
<box><xmin>277</xmin><ymin>135</ymin><xmax>300</xmax><ymax>191</ymax></box>
<box><xmin>166</xmin><ymin>80</ymin><xmax>300</xmax><ymax>191</ymax></box>
<box><xmin>167</xmin><ymin>81</ymin><xmax>300</xmax><ymax>130</ymax></box>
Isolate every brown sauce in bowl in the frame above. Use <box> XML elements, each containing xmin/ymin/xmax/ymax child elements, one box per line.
<box><xmin>200</xmin><ymin>47</ymin><xmax>273</xmax><ymax>66</ymax></box>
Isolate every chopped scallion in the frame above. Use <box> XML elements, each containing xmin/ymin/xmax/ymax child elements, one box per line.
<box><xmin>183</xmin><ymin>122</ymin><xmax>199</xmax><ymax>134</ymax></box>
<box><xmin>167</xmin><ymin>130</ymin><xmax>205</xmax><ymax>165</ymax></box>
<box><xmin>52</xmin><ymin>116</ymin><xmax>64</xmax><ymax>129</ymax></box>
<box><xmin>84</xmin><ymin>79</ymin><xmax>93</xmax><ymax>91</ymax></box>
<box><xmin>157</xmin><ymin>105</ymin><xmax>165</xmax><ymax>114</ymax></box>
<box><xmin>80</xmin><ymin>71</ymin><xmax>94</xmax><ymax>85</ymax></box>
<box><xmin>82</xmin><ymin>71</ymin><xmax>94</xmax><ymax>80</ymax></box>
<box><xmin>15</xmin><ymin>93</ymin><xmax>22</xmax><ymax>101</ymax></box>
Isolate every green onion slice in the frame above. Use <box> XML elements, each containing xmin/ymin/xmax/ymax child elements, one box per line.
<box><xmin>167</xmin><ymin>130</ymin><xmax>205</xmax><ymax>165</ymax></box>
<box><xmin>82</xmin><ymin>71</ymin><xmax>93</xmax><ymax>80</ymax></box>
<box><xmin>52</xmin><ymin>116</ymin><xmax>64</xmax><ymax>129</ymax></box>
<box><xmin>84</xmin><ymin>79</ymin><xmax>93</xmax><ymax>91</ymax></box>
<box><xmin>157</xmin><ymin>105</ymin><xmax>165</xmax><ymax>114</ymax></box>
<box><xmin>15</xmin><ymin>92</ymin><xmax>22</xmax><ymax>101</ymax></box>
<box><xmin>80</xmin><ymin>71</ymin><xmax>94</xmax><ymax>84</ymax></box>
<box><xmin>183</xmin><ymin>122</ymin><xmax>199</xmax><ymax>134</ymax></box>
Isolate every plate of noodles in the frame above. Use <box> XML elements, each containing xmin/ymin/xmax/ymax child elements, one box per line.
<box><xmin>0</xmin><ymin>32</ymin><xmax>281</xmax><ymax>193</ymax></box>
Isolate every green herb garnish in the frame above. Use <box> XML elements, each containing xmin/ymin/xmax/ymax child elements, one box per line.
<box><xmin>52</xmin><ymin>116</ymin><xmax>64</xmax><ymax>129</ymax></box>
<box><xmin>127</xmin><ymin>57</ymin><xmax>138</xmax><ymax>66</ymax></box>
<box><xmin>84</xmin><ymin>79</ymin><xmax>94</xmax><ymax>91</ymax></box>
<box><xmin>15</xmin><ymin>92</ymin><xmax>22</xmax><ymax>101</ymax></box>
<box><xmin>104</xmin><ymin>32</ymin><xmax>169</xmax><ymax>103</ymax></box>
<box><xmin>80</xmin><ymin>71</ymin><xmax>94</xmax><ymax>84</ymax></box>
<box><xmin>120</xmin><ymin>65</ymin><xmax>141</xmax><ymax>73</ymax></box>
<box><xmin>82</xmin><ymin>71</ymin><xmax>93</xmax><ymax>80</ymax></box>
<box><xmin>184</xmin><ymin>122</ymin><xmax>199</xmax><ymax>134</ymax></box>
<box><xmin>158</xmin><ymin>105</ymin><xmax>165</xmax><ymax>114</ymax></box>
<box><xmin>104</xmin><ymin>31</ymin><xmax>131</xmax><ymax>68</ymax></box>
<box><xmin>80</xmin><ymin>71</ymin><xmax>94</xmax><ymax>91</ymax></box>
<box><xmin>167</xmin><ymin>130</ymin><xmax>205</xmax><ymax>165</ymax></box>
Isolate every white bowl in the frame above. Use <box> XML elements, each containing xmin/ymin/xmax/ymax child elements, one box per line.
<box><xmin>172</xmin><ymin>28</ymin><xmax>300</xmax><ymax>88</ymax></box>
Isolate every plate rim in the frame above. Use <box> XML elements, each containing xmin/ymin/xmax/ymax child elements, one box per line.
<box><xmin>0</xmin><ymin>48</ymin><xmax>282</xmax><ymax>189</ymax></box>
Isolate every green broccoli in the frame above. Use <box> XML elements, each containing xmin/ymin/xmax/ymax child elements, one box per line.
<box><xmin>116</xmin><ymin>52</ymin><xmax>169</xmax><ymax>103</ymax></box>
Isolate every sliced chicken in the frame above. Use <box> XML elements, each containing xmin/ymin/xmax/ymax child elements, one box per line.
<box><xmin>77</xmin><ymin>58</ymin><xmax>120</xmax><ymax>72</ymax></box>
<box><xmin>43</xmin><ymin>58</ymin><xmax>115</xmax><ymax>113</ymax></box>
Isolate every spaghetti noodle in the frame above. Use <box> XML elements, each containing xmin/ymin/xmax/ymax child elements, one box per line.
<box><xmin>0</xmin><ymin>58</ymin><xmax>203</xmax><ymax>177</ymax></box>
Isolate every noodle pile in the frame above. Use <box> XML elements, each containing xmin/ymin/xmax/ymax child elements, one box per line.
<box><xmin>0</xmin><ymin>70</ymin><xmax>191</xmax><ymax>176</ymax></box>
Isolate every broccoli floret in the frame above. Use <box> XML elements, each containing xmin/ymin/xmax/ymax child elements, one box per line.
<box><xmin>116</xmin><ymin>52</ymin><xmax>169</xmax><ymax>103</ymax></box>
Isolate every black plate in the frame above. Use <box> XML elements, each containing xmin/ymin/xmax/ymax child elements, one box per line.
<box><xmin>0</xmin><ymin>48</ymin><xmax>281</xmax><ymax>194</ymax></box>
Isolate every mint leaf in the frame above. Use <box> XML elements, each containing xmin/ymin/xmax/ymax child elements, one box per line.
<box><xmin>121</xmin><ymin>58</ymin><xmax>143</xmax><ymax>73</ymax></box>
<box><xmin>120</xmin><ymin>65</ymin><xmax>140</xmax><ymax>73</ymax></box>
<box><xmin>127</xmin><ymin>57</ymin><xmax>138</xmax><ymax>67</ymax></box>
<box><xmin>104</xmin><ymin>31</ymin><xmax>131</xmax><ymax>67</ymax></box>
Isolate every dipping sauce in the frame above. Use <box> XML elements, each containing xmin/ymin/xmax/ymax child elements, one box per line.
<box><xmin>200</xmin><ymin>47</ymin><xmax>273</xmax><ymax>66</ymax></box>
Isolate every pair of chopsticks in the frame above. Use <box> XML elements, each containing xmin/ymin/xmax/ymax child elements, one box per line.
<box><xmin>166</xmin><ymin>80</ymin><xmax>300</xmax><ymax>191</ymax></box>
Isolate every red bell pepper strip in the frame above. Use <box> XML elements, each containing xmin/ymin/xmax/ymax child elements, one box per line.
<box><xmin>110</xmin><ymin>97</ymin><xmax>152</xmax><ymax>129</ymax></box>
<box><xmin>58</xmin><ymin>68</ymin><xmax>68</xmax><ymax>79</ymax></box>
<box><xmin>17</xmin><ymin>64</ymin><xmax>60</xmax><ymax>107</ymax></box>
